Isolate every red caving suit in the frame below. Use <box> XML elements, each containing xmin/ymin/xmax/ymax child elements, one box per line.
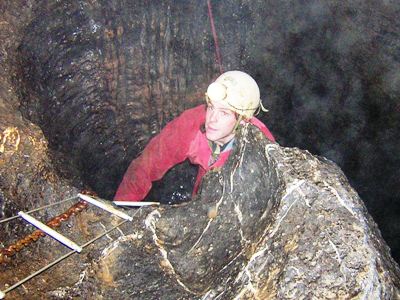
<box><xmin>114</xmin><ymin>104</ymin><xmax>275</xmax><ymax>201</ymax></box>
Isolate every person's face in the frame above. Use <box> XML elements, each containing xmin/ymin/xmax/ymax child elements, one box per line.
<box><xmin>205</xmin><ymin>99</ymin><xmax>237</xmax><ymax>146</ymax></box>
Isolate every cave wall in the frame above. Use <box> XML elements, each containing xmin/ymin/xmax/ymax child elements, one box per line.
<box><xmin>1</xmin><ymin>125</ymin><xmax>399</xmax><ymax>299</ymax></box>
<box><xmin>15</xmin><ymin>0</ymin><xmax>218</xmax><ymax>200</ymax></box>
<box><xmin>248</xmin><ymin>1</ymin><xmax>400</xmax><ymax>261</ymax></box>
<box><xmin>1</xmin><ymin>0</ymin><xmax>400</xmax><ymax>264</ymax></box>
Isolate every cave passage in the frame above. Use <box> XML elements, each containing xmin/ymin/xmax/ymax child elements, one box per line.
<box><xmin>4</xmin><ymin>0</ymin><xmax>400</xmax><ymax>263</ymax></box>
<box><xmin>15</xmin><ymin>0</ymin><xmax>213</xmax><ymax>202</ymax></box>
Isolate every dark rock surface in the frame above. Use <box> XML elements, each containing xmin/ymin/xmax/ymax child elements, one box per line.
<box><xmin>70</xmin><ymin>125</ymin><xmax>399</xmax><ymax>299</ymax></box>
<box><xmin>1</xmin><ymin>1</ymin><xmax>400</xmax><ymax>299</ymax></box>
<box><xmin>2</xmin><ymin>125</ymin><xmax>397</xmax><ymax>299</ymax></box>
<box><xmin>15</xmin><ymin>0</ymin><xmax>217</xmax><ymax>200</ymax></box>
<box><xmin>1</xmin><ymin>0</ymin><xmax>399</xmax><ymax>260</ymax></box>
<box><xmin>0</xmin><ymin>0</ymin><xmax>82</xmax><ymax>244</ymax></box>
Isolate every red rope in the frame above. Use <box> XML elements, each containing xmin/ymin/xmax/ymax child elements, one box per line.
<box><xmin>207</xmin><ymin>0</ymin><xmax>223</xmax><ymax>74</ymax></box>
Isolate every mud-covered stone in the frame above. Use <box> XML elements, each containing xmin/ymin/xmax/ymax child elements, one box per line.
<box><xmin>68</xmin><ymin>125</ymin><xmax>400</xmax><ymax>299</ymax></box>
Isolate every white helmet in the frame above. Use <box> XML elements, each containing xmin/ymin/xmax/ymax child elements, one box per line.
<box><xmin>206</xmin><ymin>70</ymin><xmax>266</xmax><ymax>119</ymax></box>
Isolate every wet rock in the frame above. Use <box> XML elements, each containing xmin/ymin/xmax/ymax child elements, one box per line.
<box><xmin>2</xmin><ymin>0</ymin><xmax>400</xmax><ymax>261</ymax></box>
<box><xmin>1</xmin><ymin>109</ymin><xmax>399</xmax><ymax>299</ymax></box>
<box><xmin>68</xmin><ymin>125</ymin><xmax>399</xmax><ymax>299</ymax></box>
<box><xmin>0</xmin><ymin>1</ymin><xmax>399</xmax><ymax>299</ymax></box>
<box><xmin>15</xmin><ymin>0</ymin><xmax>217</xmax><ymax>200</ymax></box>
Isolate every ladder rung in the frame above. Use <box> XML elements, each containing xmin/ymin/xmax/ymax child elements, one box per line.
<box><xmin>18</xmin><ymin>212</ymin><xmax>82</xmax><ymax>253</ymax></box>
<box><xmin>113</xmin><ymin>201</ymin><xmax>160</xmax><ymax>207</ymax></box>
<box><xmin>77</xmin><ymin>194</ymin><xmax>133</xmax><ymax>221</ymax></box>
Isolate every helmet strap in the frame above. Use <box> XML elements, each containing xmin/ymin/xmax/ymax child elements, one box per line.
<box><xmin>253</xmin><ymin>100</ymin><xmax>269</xmax><ymax>117</ymax></box>
<box><xmin>259</xmin><ymin>100</ymin><xmax>269</xmax><ymax>112</ymax></box>
<box><xmin>232</xmin><ymin>114</ymin><xmax>243</xmax><ymax>133</ymax></box>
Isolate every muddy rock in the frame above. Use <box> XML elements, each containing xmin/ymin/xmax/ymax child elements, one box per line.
<box><xmin>68</xmin><ymin>125</ymin><xmax>400</xmax><ymax>299</ymax></box>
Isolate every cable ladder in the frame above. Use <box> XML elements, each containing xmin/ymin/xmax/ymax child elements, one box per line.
<box><xmin>0</xmin><ymin>194</ymin><xmax>158</xmax><ymax>299</ymax></box>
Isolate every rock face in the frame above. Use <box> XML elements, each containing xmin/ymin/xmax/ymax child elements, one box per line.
<box><xmin>2</xmin><ymin>125</ymin><xmax>396</xmax><ymax>299</ymax></box>
<box><xmin>0</xmin><ymin>0</ymin><xmax>83</xmax><ymax>245</ymax></box>
<box><xmin>1</xmin><ymin>1</ymin><xmax>400</xmax><ymax>299</ymax></box>
<box><xmin>15</xmin><ymin>0</ymin><xmax>217</xmax><ymax>200</ymax></box>
<box><xmin>71</xmin><ymin>125</ymin><xmax>399</xmax><ymax>299</ymax></box>
<box><xmin>1</xmin><ymin>0</ymin><xmax>400</xmax><ymax>261</ymax></box>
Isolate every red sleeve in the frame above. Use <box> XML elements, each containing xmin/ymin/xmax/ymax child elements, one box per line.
<box><xmin>249</xmin><ymin>117</ymin><xmax>276</xmax><ymax>142</ymax></box>
<box><xmin>114</xmin><ymin>105</ymin><xmax>206</xmax><ymax>201</ymax></box>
